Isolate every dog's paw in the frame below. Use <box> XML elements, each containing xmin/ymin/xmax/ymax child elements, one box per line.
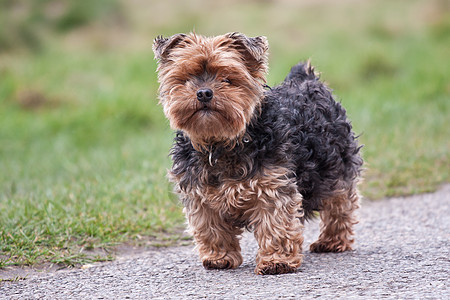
<box><xmin>201</xmin><ymin>250</ymin><xmax>243</xmax><ymax>270</ymax></box>
<box><xmin>202</xmin><ymin>258</ymin><xmax>234</xmax><ymax>270</ymax></box>
<box><xmin>255</xmin><ymin>262</ymin><xmax>298</xmax><ymax>275</ymax></box>
<box><xmin>310</xmin><ymin>240</ymin><xmax>353</xmax><ymax>253</ymax></box>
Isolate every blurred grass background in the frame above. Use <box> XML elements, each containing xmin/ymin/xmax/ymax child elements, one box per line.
<box><xmin>0</xmin><ymin>0</ymin><xmax>449</xmax><ymax>267</ymax></box>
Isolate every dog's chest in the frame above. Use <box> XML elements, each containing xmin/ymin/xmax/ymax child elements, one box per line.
<box><xmin>194</xmin><ymin>173</ymin><xmax>274</xmax><ymax>228</ymax></box>
<box><xmin>174</xmin><ymin>154</ymin><xmax>300</xmax><ymax>225</ymax></box>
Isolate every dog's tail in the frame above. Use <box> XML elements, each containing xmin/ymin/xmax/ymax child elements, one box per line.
<box><xmin>283</xmin><ymin>60</ymin><xmax>318</xmax><ymax>83</ymax></box>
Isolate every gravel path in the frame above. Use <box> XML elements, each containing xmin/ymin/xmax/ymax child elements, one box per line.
<box><xmin>1</xmin><ymin>185</ymin><xmax>449</xmax><ymax>299</ymax></box>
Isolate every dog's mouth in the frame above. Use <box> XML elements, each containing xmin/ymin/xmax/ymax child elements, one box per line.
<box><xmin>194</xmin><ymin>103</ymin><xmax>214</xmax><ymax>115</ymax></box>
<box><xmin>186</xmin><ymin>106</ymin><xmax>214</xmax><ymax>124</ymax></box>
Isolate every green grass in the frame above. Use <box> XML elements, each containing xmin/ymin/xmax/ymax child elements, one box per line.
<box><xmin>1</xmin><ymin>0</ymin><xmax>449</xmax><ymax>267</ymax></box>
<box><xmin>0</xmin><ymin>51</ymin><xmax>184</xmax><ymax>267</ymax></box>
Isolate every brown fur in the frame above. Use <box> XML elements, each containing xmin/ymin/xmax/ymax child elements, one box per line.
<box><xmin>154</xmin><ymin>33</ymin><xmax>268</xmax><ymax>150</ymax></box>
<box><xmin>171</xmin><ymin>167</ymin><xmax>304</xmax><ymax>274</ymax></box>
<box><xmin>310</xmin><ymin>187</ymin><xmax>360</xmax><ymax>253</ymax></box>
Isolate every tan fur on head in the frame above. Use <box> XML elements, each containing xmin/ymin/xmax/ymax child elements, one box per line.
<box><xmin>153</xmin><ymin>32</ymin><xmax>269</xmax><ymax>149</ymax></box>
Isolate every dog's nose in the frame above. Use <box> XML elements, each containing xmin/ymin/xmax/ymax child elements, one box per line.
<box><xmin>197</xmin><ymin>89</ymin><xmax>213</xmax><ymax>103</ymax></box>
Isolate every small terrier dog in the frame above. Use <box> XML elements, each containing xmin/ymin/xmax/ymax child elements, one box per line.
<box><xmin>153</xmin><ymin>32</ymin><xmax>363</xmax><ymax>275</ymax></box>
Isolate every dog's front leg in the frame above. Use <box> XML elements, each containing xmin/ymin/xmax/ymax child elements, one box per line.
<box><xmin>184</xmin><ymin>200</ymin><xmax>243</xmax><ymax>270</ymax></box>
<box><xmin>249</xmin><ymin>181</ymin><xmax>304</xmax><ymax>275</ymax></box>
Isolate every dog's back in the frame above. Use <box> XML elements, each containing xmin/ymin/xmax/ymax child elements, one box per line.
<box><xmin>261</xmin><ymin>62</ymin><xmax>363</xmax><ymax>218</ymax></box>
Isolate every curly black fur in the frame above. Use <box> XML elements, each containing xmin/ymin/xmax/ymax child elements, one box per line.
<box><xmin>170</xmin><ymin>62</ymin><xmax>363</xmax><ymax>220</ymax></box>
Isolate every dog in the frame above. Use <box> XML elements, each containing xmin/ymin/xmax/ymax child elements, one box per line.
<box><xmin>153</xmin><ymin>32</ymin><xmax>363</xmax><ymax>275</ymax></box>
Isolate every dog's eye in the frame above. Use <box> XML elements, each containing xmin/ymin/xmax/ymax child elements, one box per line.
<box><xmin>222</xmin><ymin>78</ymin><xmax>232</xmax><ymax>84</ymax></box>
<box><xmin>175</xmin><ymin>78</ymin><xmax>187</xmax><ymax>84</ymax></box>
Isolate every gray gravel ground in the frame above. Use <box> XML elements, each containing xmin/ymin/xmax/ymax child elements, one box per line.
<box><xmin>1</xmin><ymin>185</ymin><xmax>449</xmax><ymax>299</ymax></box>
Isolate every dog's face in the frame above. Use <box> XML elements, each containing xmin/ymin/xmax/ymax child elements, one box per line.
<box><xmin>153</xmin><ymin>32</ymin><xmax>268</xmax><ymax>149</ymax></box>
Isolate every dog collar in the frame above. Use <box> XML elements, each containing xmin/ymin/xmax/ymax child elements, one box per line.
<box><xmin>206</xmin><ymin>136</ymin><xmax>250</xmax><ymax>167</ymax></box>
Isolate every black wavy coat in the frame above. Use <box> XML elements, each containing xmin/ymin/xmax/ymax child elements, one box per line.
<box><xmin>171</xmin><ymin>63</ymin><xmax>363</xmax><ymax>220</ymax></box>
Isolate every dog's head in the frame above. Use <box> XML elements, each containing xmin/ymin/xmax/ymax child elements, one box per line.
<box><xmin>153</xmin><ymin>32</ymin><xmax>268</xmax><ymax>149</ymax></box>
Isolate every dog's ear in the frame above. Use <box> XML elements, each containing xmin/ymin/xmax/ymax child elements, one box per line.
<box><xmin>225</xmin><ymin>32</ymin><xmax>269</xmax><ymax>80</ymax></box>
<box><xmin>153</xmin><ymin>34</ymin><xmax>187</xmax><ymax>62</ymax></box>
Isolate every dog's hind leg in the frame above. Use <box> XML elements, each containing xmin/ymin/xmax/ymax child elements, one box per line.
<box><xmin>310</xmin><ymin>187</ymin><xmax>360</xmax><ymax>253</ymax></box>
